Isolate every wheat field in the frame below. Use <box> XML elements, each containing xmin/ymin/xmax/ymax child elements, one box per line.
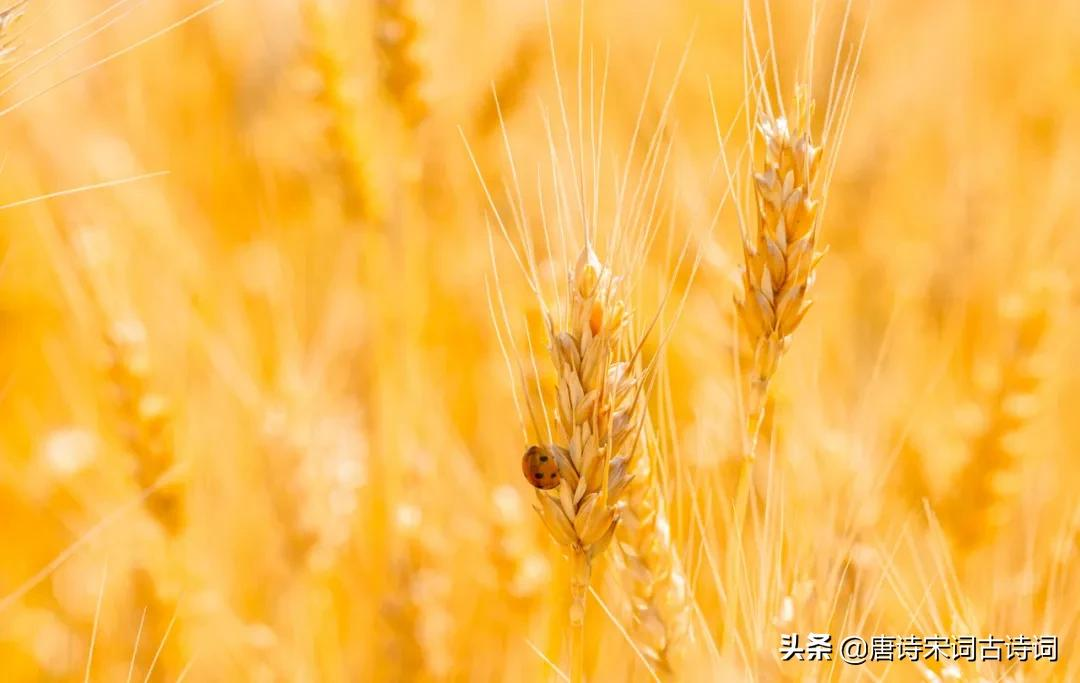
<box><xmin>1</xmin><ymin>0</ymin><xmax>1079</xmax><ymax>681</ymax></box>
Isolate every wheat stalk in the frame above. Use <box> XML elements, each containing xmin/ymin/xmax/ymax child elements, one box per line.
<box><xmin>528</xmin><ymin>245</ymin><xmax>638</xmax><ymax>682</ymax></box>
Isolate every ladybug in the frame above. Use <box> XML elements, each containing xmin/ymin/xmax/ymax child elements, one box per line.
<box><xmin>522</xmin><ymin>445</ymin><xmax>560</xmax><ymax>490</ymax></box>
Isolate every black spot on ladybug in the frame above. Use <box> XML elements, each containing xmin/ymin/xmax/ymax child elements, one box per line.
<box><xmin>539</xmin><ymin>455</ymin><xmax>548</xmax><ymax>462</ymax></box>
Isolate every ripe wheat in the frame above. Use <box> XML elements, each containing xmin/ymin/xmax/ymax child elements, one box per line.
<box><xmin>375</xmin><ymin>0</ymin><xmax>428</xmax><ymax>128</ymax></box>
<box><xmin>529</xmin><ymin>246</ymin><xmax>638</xmax><ymax>680</ymax></box>
<box><xmin>942</xmin><ymin>272</ymin><xmax>1064</xmax><ymax>552</ymax></box>
<box><xmin>736</xmin><ymin>89</ymin><xmax>824</xmax><ymax>439</ymax></box>
<box><xmin>304</xmin><ymin>0</ymin><xmax>378</xmax><ymax>221</ymax></box>
<box><xmin>615</xmin><ymin>420</ymin><xmax>691</xmax><ymax>676</ymax></box>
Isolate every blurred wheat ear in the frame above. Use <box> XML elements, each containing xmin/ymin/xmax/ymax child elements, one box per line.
<box><xmin>375</xmin><ymin>0</ymin><xmax>429</xmax><ymax>129</ymax></box>
<box><xmin>941</xmin><ymin>271</ymin><xmax>1067</xmax><ymax>553</ymax></box>
<box><xmin>615</xmin><ymin>418</ymin><xmax>691</xmax><ymax>677</ymax></box>
<box><xmin>472</xmin><ymin>34</ymin><xmax>540</xmax><ymax>138</ymax></box>
<box><xmin>304</xmin><ymin>0</ymin><xmax>378</xmax><ymax>222</ymax></box>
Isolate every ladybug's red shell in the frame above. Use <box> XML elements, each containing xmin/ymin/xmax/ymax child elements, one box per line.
<box><xmin>522</xmin><ymin>445</ymin><xmax>560</xmax><ymax>490</ymax></box>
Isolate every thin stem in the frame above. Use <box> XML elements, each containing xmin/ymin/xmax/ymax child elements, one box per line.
<box><xmin>570</xmin><ymin>615</ymin><xmax>585</xmax><ymax>683</ymax></box>
<box><xmin>569</xmin><ymin>548</ymin><xmax>590</xmax><ymax>682</ymax></box>
<box><xmin>723</xmin><ymin>387</ymin><xmax>767</xmax><ymax>651</ymax></box>
<box><xmin>733</xmin><ymin>381</ymin><xmax>768</xmax><ymax>534</ymax></box>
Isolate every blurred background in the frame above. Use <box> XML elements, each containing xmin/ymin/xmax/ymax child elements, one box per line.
<box><xmin>0</xmin><ymin>0</ymin><xmax>1078</xmax><ymax>680</ymax></box>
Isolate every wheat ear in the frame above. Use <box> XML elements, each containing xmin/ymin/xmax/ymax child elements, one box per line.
<box><xmin>304</xmin><ymin>0</ymin><xmax>378</xmax><ymax>221</ymax></box>
<box><xmin>530</xmin><ymin>246</ymin><xmax>638</xmax><ymax>681</ymax></box>
<box><xmin>375</xmin><ymin>0</ymin><xmax>428</xmax><ymax>128</ymax></box>
<box><xmin>381</xmin><ymin>499</ymin><xmax>455</xmax><ymax>681</ymax></box>
<box><xmin>942</xmin><ymin>272</ymin><xmax>1063</xmax><ymax>552</ymax></box>
<box><xmin>473</xmin><ymin>35</ymin><xmax>540</xmax><ymax>137</ymax></box>
<box><xmin>736</xmin><ymin>88</ymin><xmax>823</xmax><ymax>445</ymax></box>
<box><xmin>616</xmin><ymin>421</ymin><xmax>690</xmax><ymax>676</ymax></box>
<box><xmin>724</xmin><ymin>89</ymin><xmax>827</xmax><ymax>648</ymax></box>
<box><xmin>261</xmin><ymin>402</ymin><xmax>366</xmax><ymax>572</ymax></box>
<box><xmin>105</xmin><ymin>319</ymin><xmax>183</xmax><ymax>535</ymax></box>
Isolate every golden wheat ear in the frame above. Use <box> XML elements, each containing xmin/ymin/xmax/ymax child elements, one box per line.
<box><xmin>303</xmin><ymin>0</ymin><xmax>378</xmax><ymax>222</ymax></box>
<box><xmin>375</xmin><ymin>0</ymin><xmax>429</xmax><ymax>129</ymax></box>
<box><xmin>725</xmin><ymin>0</ymin><xmax>865</xmax><ymax>454</ymax></box>
<box><xmin>510</xmin><ymin>245</ymin><xmax>640</xmax><ymax>682</ymax></box>
<box><xmin>940</xmin><ymin>271</ymin><xmax>1066</xmax><ymax>554</ymax></box>
<box><xmin>736</xmin><ymin>88</ymin><xmax>824</xmax><ymax>444</ymax></box>
<box><xmin>104</xmin><ymin>319</ymin><xmax>184</xmax><ymax>536</ymax></box>
<box><xmin>531</xmin><ymin>247</ymin><xmax>635</xmax><ymax>610</ymax></box>
<box><xmin>615</xmin><ymin>416</ymin><xmax>691</xmax><ymax>676</ymax></box>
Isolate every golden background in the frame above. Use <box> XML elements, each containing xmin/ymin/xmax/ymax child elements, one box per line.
<box><xmin>0</xmin><ymin>0</ymin><xmax>1078</xmax><ymax>680</ymax></box>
